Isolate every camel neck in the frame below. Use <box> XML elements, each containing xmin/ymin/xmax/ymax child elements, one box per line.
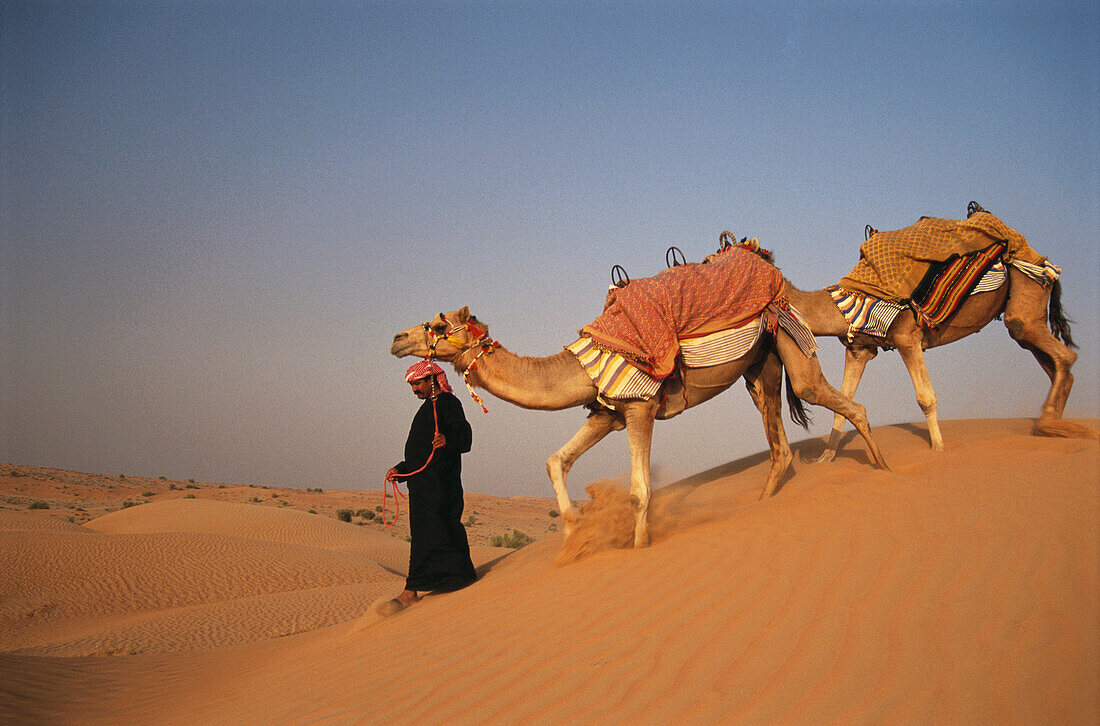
<box><xmin>451</xmin><ymin>342</ymin><xmax>596</xmax><ymax>412</ymax></box>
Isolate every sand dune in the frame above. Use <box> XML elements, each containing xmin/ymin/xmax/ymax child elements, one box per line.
<box><xmin>1</xmin><ymin>418</ymin><xmax>1097</xmax><ymax>724</ymax></box>
<box><xmin>86</xmin><ymin>498</ymin><xmax>419</xmax><ymax>574</ymax></box>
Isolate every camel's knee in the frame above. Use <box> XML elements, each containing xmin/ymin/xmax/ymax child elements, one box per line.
<box><xmin>788</xmin><ymin>378</ymin><xmax>820</xmax><ymax>406</ymax></box>
<box><xmin>629</xmin><ymin>490</ymin><xmax>650</xmax><ymax>513</ymax></box>
<box><xmin>915</xmin><ymin>389</ymin><xmax>937</xmax><ymax>415</ymax></box>
<box><xmin>1003</xmin><ymin>313</ymin><xmax>1047</xmax><ymax>344</ymax></box>
<box><xmin>546</xmin><ymin>452</ymin><xmax>570</xmax><ymax>480</ymax></box>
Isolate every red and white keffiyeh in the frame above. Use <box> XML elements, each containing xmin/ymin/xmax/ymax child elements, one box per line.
<box><xmin>404</xmin><ymin>359</ymin><xmax>452</xmax><ymax>394</ymax></box>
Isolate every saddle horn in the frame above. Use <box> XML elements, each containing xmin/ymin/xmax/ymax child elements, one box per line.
<box><xmin>665</xmin><ymin>246</ymin><xmax>687</xmax><ymax>268</ymax></box>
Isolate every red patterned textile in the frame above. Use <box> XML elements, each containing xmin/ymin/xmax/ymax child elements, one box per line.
<box><xmin>580</xmin><ymin>245</ymin><xmax>783</xmax><ymax>379</ymax></box>
<box><xmin>404</xmin><ymin>359</ymin><xmax>453</xmax><ymax>394</ymax></box>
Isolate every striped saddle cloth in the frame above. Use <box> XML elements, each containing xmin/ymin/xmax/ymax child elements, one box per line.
<box><xmin>566</xmin><ymin>302</ymin><xmax>818</xmax><ymax>406</ymax></box>
<box><xmin>829</xmin><ymin>247</ymin><xmax>1060</xmax><ymax>339</ymax></box>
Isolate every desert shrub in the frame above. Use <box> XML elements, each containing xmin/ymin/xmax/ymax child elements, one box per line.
<box><xmin>118</xmin><ymin>474</ymin><xmax>126</xmax><ymax>480</ymax></box>
<box><xmin>186</xmin><ymin>483</ymin><xmax>198</xmax><ymax>489</ymax></box>
<box><xmin>375</xmin><ymin>505</ymin><xmax>382</xmax><ymax>513</ymax></box>
<box><xmin>158</xmin><ymin>476</ymin><xmax>167</xmax><ymax>481</ymax></box>
<box><xmin>336</xmin><ymin>509</ymin><xmax>353</xmax><ymax>523</ymax></box>
<box><xmin>28</xmin><ymin>500</ymin><xmax>49</xmax><ymax>510</ymax></box>
<box><xmin>169</xmin><ymin>483</ymin><xmax>179</xmax><ymax>490</ymax></box>
<box><xmin>141</xmin><ymin>491</ymin><xmax>154</xmax><ymax>497</ymax></box>
<box><xmin>188</xmin><ymin>479</ymin><xmax>195</xmax><ymax>484</ymax></box>
<box><xmin>251</xmin><ymin>496</ymin><xmax>261</xmax><ymax>503</ymax></box>
<box><xmin>184</xmin><ymin>494</ymin><xmax>196</xmax><ymax>499</ymax></box>
<box><xmin>121</xmin><ymin>500</ymin><xmax>140</xmax><ymax>509</ymax></box>
<box><xmin>308</xmin><ymin>509</ymin><xmax>317</xmax><ymax>514</ymax></box>
<box><xmin>490</xmin><ymin>529</ymin><xmax>534</xmax><ymax>549</ymax></box>
<box><xmin>464</xmin><ymin>515</ymin><xmax>477</xmax><ymax>526</ymax></box>
<box><xmin>549</xmin><ymin>509</ymin><xmax>559</xmax><ymax>518</ymax></box>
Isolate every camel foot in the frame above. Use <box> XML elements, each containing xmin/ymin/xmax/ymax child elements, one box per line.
<box><xmin>561</xmin><ymin>507</ymin><xmax>581</xmax><ymax>537</ymax></box>
<box><xmin>633</xmin><ymin>532</ymin><xmax>650</xmax><ymax>548</ymax></box>
<box><xmin>1036</xmin><ymin>418</ymin><xmax>1100</xmax><ymax>440</ymax></box>
<box><xmin>804</xmin><ymin>447</ymin><xmax>838</xmax><ymax>464</ymax></box>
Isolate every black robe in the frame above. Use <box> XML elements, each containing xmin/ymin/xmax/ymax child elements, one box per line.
<box><xmin>392</xmin><ymin>391</ymin><xmax>477</xmax><ymax>592</ymax></box>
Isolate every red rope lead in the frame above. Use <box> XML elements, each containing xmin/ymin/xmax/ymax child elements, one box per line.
<box><xmin>381</xmin><ymin>472</ymin><xmax>407</xmax><ymax>526</ymax></box>
<box><xmin>383</xmin><ymin>389</ymin><xmax>440</xmax><ymax>527</ymax></box>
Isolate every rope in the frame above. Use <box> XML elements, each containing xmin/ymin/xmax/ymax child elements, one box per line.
<box><xmin>383</xmin><ymin>378</ymin><xmax>441</xmax><ymax>527</ymax></box>
<box><xmin>384</xmin><ymin>316</ymin><xmax>495</xmax><ymax>524</ymax></box>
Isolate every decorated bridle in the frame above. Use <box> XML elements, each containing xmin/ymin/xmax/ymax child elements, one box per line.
<box><xmin>420</xmin><ymin>313</ymin><xmax>498</xmax><ymax>413</ymax></box>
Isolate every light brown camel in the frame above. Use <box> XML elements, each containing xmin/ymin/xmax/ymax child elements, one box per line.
<box><xmin>780</xmin><ymin>267</ymin><xmax>1096</xmax><ymax>462</ymax></box>
<box><xmin>391</xmin><ymin>305</ymin><xmax>889</xmax><ymax>548</ymax></box>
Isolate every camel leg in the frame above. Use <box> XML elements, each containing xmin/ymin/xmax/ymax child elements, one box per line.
<box><xmin>890</xmin><ymin>333</ymin><xmax>944</xmax><ymax>451</ymax></box>
<box><xmin>744</xmin><ymin>349</ymin><xmax>793</xmax><ymax>498</ymax></box>
<box><xmin>775</xmin><ymin>331</ymin><xmax>889</xmax><ymax>471</ymax></box>
<box><xmin>811</xmin><ymin>344</ymin><xmax>878</xmax><ymax>463</ymax></box>
<box><xmin>546</xmin><ymin>409</ymin><xmax>624</xmax><ymax>535</ymax></box>
<box><xmin>1002</xmin><ymin>271</ymin><xmax>1092</xmax><ymax>439</ymax></box>
<box><xmin>620</xmin><ymin>400</ymin><xmax>659</xmax><ymax>547</ymax></box>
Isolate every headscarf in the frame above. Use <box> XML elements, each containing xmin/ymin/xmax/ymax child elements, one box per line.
<box><xmin>404</xmin><ymin>359</ymin><xmax>453</xmax><ymax>394</ymax></box>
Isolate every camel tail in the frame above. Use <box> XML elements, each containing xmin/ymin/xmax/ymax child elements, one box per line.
<box><xmin>785</xmin><ymin>372</ymin><xmax>812</xmax><ymax>430</ymax></box>
<box><xmin>1048</xmin><ymin>279</ymin><xmax>1077</xmax><ymax>349</ymax></box>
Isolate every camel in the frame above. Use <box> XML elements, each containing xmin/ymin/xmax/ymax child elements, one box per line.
<box><xmin>780</xmin><ymin>266</ymin><xmax>1095</xmax><ymax>462</ymax></box>
<box><xmin>391</xmin><ymin>305</ymin><xmax>889</xmax><ymax>548</ymax></box>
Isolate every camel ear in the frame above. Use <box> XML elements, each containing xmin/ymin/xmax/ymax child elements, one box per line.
<box><xmin>458</xmin><ymin>305</ymin><xmax>471</xmax><ymax>323</ymax></box>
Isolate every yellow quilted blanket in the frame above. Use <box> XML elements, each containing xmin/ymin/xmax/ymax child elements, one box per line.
<box><xmin>838</xmin><ymin>211</ymin><xmax>1045</xmax><ymax>301</ymax></box>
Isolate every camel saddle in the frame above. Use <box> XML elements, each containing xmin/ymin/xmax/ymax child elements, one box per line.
<box><xmin>838</xmin><ymin>211</ymin><xmax>1046</xmax><ymax>302</ymax></box>
<box><xmin>580</xmin><ymin>245</ymin><xmax>783</xmax><ymax>379</ymax></box>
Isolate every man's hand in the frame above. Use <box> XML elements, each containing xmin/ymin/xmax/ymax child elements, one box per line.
<box><xmin>386</xmin><ymin>467</ymin><xmax>399</xmax><ymax>481</ymax></box>
<box><xmin>431</xmin><ymin>433</ymin><xmax>446</xmax><ymax>449</ymax></box>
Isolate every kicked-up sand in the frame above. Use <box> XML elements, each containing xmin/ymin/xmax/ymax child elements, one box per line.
<box><xmin>1</xmin><ymin>418</ymin><xmax>1097</xmax><ymax>724</ymax></box>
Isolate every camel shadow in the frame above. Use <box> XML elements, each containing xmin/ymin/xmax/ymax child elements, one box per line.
<box><xmin>646</xmin><ymin>429</ymin><xmax>893</xmax><ymax>540</ymax></box>
<box><xmin>793</xmin><ymin>422</ymin><xmax>929</xmax><ymax>466</ymax></box>
<box><xmin>646</xmin><ymin>449</ymin><xmax>798</xmax><ymax>541</ymax></box>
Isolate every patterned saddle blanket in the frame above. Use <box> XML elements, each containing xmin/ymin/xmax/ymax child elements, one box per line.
<box><xmin>579</xmin><ymin>245</ymin><xmax>784</xmax><ymax>379</ymax></box>
<box><xmin>830</xmin><ymin>254</ymin><xmax>1061</xmax><ymax>339</ymax></box>
<box><xmin>567</xmin><ymin>302</ymin><xmax>818</xmax><ymax>407</ymax></box>
<box><xmin>838</xmin><ymin>211</ymin><xmax>1046</xmax><ymax>302</ymax></box>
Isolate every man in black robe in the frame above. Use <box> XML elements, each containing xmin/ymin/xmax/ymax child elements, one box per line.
<box><xmin>381</xmin><ymin>360</ymin><xmax>477</xmax><ymax>615</ymax></box>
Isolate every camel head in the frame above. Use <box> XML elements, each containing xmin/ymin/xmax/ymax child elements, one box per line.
<box><xmin>390</xmin><ymin>306</ymin><xmax>490</xmax><ymax>362</ymax></box>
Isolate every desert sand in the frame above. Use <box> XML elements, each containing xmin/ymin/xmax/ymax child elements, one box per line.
<box><xmin>2</xmin><ymin>418</ymin><xmax>1097</xmax><ymax>725</ymax></box>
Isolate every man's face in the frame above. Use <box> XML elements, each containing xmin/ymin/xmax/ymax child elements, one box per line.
<box><xmin>409</xmin><ymin>377</ymin><xmax>435</xmax><ymax>399</ymax></box>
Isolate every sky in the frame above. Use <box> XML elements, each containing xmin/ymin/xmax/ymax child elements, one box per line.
<box><xmin>2</xmin><ymin>1</ymin><xmax>1097</xmax><ymax>498</ymax></box>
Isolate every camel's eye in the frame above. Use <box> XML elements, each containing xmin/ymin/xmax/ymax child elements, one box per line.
<box><xmin>432</xmin><ymin>323</ymin><xmax>447</xmax><ymax>334</ymax></box>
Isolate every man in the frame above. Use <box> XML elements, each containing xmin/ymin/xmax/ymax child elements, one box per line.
<box><xmin>380</xmin><ymin>360</ymin><xmax>477</xmax><ymax>615</ymax></box>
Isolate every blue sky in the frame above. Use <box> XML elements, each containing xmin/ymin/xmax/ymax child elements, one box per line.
<box><xmin>3</xmin><ymin>1</ymin><xmax>1097</xmax><ymax>497</ymax></box>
